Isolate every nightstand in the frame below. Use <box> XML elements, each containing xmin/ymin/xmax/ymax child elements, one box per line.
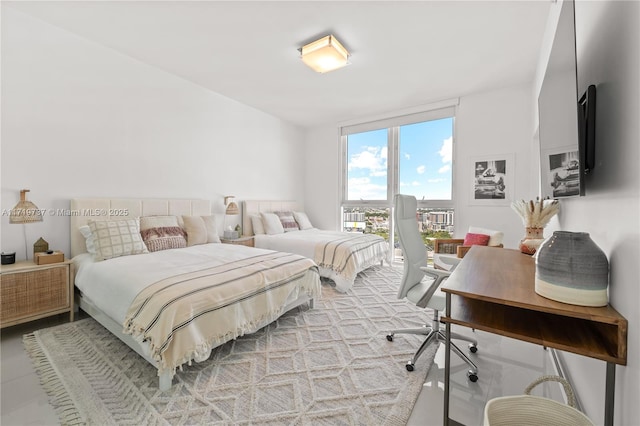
<box><xmin>221</xmin><ymin>236</ymin><xmax>255</xmax><ymax>247</ymax></box>
<box><xmin>0</xmin><ymin>259</ymin><xmax>74</xmax><ymax>328</ymax></box>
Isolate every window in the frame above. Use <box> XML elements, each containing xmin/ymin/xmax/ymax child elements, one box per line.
<box><xmin>340</xmin><ymin>103</ymin><xmax>457</xmax><ymax>262</ymax></box>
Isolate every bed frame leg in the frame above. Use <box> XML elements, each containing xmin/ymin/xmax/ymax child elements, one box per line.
<box><xmin>308</xmin><ymin>298</ymin><xmax>315</xmax><ymax>309</ymax></box>
<box><xmin>159</xmin><ymin>371</ymin><xmax>173</xmax><ymax>391</ymax></box>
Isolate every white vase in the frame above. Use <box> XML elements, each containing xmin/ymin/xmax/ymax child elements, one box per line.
<box><xmin>535</xmin><ymin>231</ymin><xmax>609</xmax><ymax>307</ymax></box>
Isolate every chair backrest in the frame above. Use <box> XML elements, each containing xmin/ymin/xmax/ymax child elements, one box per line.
<box><xmin>394</xmin><ymin>194</ymin><xmax>428</xmax><ymax>299</ymax></box>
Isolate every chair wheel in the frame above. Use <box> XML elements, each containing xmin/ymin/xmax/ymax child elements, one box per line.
<box><xmin>386</xmin><ymin>334</ymin><xmax>393</xmax><ymax>342</ymax></box>
<box><xmin>469</xmin><ymin>344</ymin><xmax>478</xmax><ymax>353</ymax></box>
<box><xmin>467</xmin><ymin>371</ymin><xmax>478</xmax><ymax>382</ymax></box>
<box><xmin>406</xmin><ymin>363</ymin><xmax>415</xmax><ymax>372</ymax></box>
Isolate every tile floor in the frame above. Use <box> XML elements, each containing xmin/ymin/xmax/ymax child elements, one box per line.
<box><xmin>1</xmin><ymin>312</ymin><xmax>570</xmax><ymax>426</ymax></box>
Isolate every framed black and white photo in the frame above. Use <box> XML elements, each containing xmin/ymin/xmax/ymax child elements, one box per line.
<box><xmin>469</xmin><ymin>154</ymin><xmax>514</xmax><ymax>205</ymax></box>
<box><xmin>541</xmin><ymin>146</ymin><xmax>581</xmax><ymax>199</ymax></box>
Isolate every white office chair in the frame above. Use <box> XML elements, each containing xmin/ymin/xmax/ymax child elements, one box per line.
<box><xmin>387</xmin><ymin>194</ymin><xmax>478</xmax><ymax>381</ymax></box>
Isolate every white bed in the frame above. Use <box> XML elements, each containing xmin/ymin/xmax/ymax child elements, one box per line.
<box><xmin>243</xmin><ymin>200</ymin><xmax>389</xmax><ymax>292</ymax></box>
<box><xmin>70</xmin><ymin>198</ymin><xmax>320</xmax><ymax>391</ymax></box>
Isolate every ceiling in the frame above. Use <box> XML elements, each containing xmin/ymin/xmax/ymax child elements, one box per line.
<box><xmin>5</xmin><ymin>1</ymin><xmax>551</xmax><ymax>128</ymax></box>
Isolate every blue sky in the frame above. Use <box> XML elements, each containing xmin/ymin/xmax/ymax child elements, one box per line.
<box><xmin>347</xmin><ymin>118</ymin><xmax>453</xmax><ymax>200</ymax></box>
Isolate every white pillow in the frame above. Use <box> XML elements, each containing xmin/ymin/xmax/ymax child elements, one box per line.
<box><xmin>261</xmin><ymin>212</ymin><xmax>284</xmax><ymax>235</ymax></box>
<box><xmin>88</xmin><ymin>218</ymin><xmax>149</xmax><ymax>261</ymax></box>
<box><xmin>293</xmin><ymin>211</ymin><xmax>313</xmax><ymax>230</ymax></box>
<box><xmin>79</xmin><ymin>225</ymin><xmax>96</xmax><ymax>255</ymax></box>
<box><xmin>250</xmin><ymin>214</ymin><xmax>265</xmax><ymax>235</ymax></box>
<box><xmin>468</xmin><ymin>226</ymin><xmax>503</xmax><ymax>247</ymax></box>
<box><xmin>182</xmin><ymin>216</ymin><xmax>221</xmax><ymax>246</ymax></box>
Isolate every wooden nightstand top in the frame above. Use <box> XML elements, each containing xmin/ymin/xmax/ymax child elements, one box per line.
<box><xmin>220</xmin><ymin>236</ymin><xmax>255</xmax><ymax>247</ymax></box>
<box><xmin>1</xmin><ymin>259</ymin><xmax>72</xmax><ymax>274</ymax></box>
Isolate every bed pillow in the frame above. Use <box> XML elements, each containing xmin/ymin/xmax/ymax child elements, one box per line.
<box><xmin>274</xmin><ymin>211</ymin><xmax>299</xmax><ymax>232</ymax></box>
<box><xmin>250</xmin><ymin>214</ymin><xmax>265</xmax><ymax>235</ymax></box>
<box><xmin>463</xmin><ymin>232</ymin><xmax>490</xmax><ymax>247</ymax></box>
<box><xmin>79</xmin><ymin>225</ymin><xmax>96</xmax><ymax>255</ymax></box>
<box><xmin>182</xmin><ymin>215</ymin><xmax>221</xmax><ymax>246</ymax></box>
<box><xmin>88</xmin><ymin>218</ymin><xmax>149</xmax><ymax>261</ymax></box>
<box><xmin>261</xmin><ymin>212</ymin><xmax>285</xmax><ymax>235</ymax></box>
<box><xmin>140</xmin><ymin>215</ymin><xmax>187</xmax><ymax>252</ymax></box>
<box><xmin>293</xmin><ymin>211</ymin><xmax>313</xmax><ymax>230</ymax></box>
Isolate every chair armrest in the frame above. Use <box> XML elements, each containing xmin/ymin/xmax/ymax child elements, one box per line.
<box><xmin>457</xmin><ymin>245</ymin><xmax>472</xmax><ymax>258</ymax></box>
<box><xmin>434</xmin><ymin>238</ymin><xmax>464</xmax><ymax>255</ymax></box>
<box><xmin>415</xmin><ymin>266</ymin><xmax>451</xmax><ymax>308</ymax></box>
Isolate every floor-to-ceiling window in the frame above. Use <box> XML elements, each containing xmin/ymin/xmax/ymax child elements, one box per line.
<box><xmin>340</xmin><ymin>104</ymin><xmax>457</xmax><ymax>262</ymax></box>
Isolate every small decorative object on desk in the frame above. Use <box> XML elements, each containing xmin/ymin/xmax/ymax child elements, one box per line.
<box><xmin>535</xmin><ymin>231</ymin><xmax>609</xmax><ymax>307</ymax></box>
<box><xmin>511</xmin><ymin>198</ymin><xmax>559</xmax><ymax>255</ymax></box>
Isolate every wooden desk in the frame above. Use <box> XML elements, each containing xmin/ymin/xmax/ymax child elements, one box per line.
<box><xmin>441</xmin><ymin>246</ymin><xmax>627</xmax><ymax>426</ymax></box>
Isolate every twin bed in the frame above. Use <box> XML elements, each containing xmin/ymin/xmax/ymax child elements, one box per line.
<box><xmin>70</xmin><ymin>198</ymin><xmax>388</xmax><ymax>391</ymax></box>
<box><xmin>243</xmin><ymin>200</ymin><xmax>389</xmax><ymax>292</ymax></box>
<box><xmin>70</xmin><ymin>198</ymin><xmax>320</xmax><ymax>391</ymax></box>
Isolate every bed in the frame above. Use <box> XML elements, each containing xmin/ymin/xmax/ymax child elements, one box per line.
<box><xmin>70</xmin><ymin>198</ymin><xmax>321</xmax><ymax>391</ymax></box>
<box><xmin>243</xmin><ymin>200</ymin><xmax>389</xmax><ymax>292</ymax></box>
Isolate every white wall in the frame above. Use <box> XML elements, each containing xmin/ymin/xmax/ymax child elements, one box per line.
<box><xmin>533</xmin><ymin>1</ymin><xmax>640</xmax><ymax>424</ymax></box>
<box><xmin>1</xmin><ymin>7</ymin><xmax>306</xmax><ymax>260</ymax></box>
<box><xmin>305</xmin><ymin>84</ymin><xmax>536</xmax><ymax>249</ymax></box>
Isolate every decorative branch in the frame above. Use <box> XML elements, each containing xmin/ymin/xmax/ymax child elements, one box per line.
<box><xmin>511</xmin><ymin>198</ymin><xmax>559</xmax><ymax>228</ymax></box>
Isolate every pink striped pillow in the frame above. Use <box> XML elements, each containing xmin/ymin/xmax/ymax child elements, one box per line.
<box><xmin>274</xmin><ymin>211</ymin><xmax>299</xmax><ymax>232</ymax></box>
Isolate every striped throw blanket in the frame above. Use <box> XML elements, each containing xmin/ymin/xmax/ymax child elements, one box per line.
<box><xmin>123</xmin><ymin>251</ymin><xmax>320</xmax><ymax>375</ymax></box>
<box><xmin>314</xmin><ymin>233</ymin><xmax>388</xmax><ymax>285</ymax></box>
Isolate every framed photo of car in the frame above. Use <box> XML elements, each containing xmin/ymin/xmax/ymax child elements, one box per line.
<box><xmin>469</xmin><ymin>153</ymin><xmax>514</xmax><ymax>205</ymax></box>
<box><xmin>541</xmin><ymin>146</ymin><xmax>580</xmax><ymax>199</ymax></box>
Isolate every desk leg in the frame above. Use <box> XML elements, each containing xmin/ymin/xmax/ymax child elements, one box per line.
<box><xmin>604</xmin><ymin>362</ymin><xmax>615</xmax><ymax>426</ymax></box>
<box><xmin>443</xmin><ymin>293</ymin><xmax>452</xmax><ymax>426</ymax></box>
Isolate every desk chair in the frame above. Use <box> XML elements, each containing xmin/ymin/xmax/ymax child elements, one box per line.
<box><xmin>387</xmin><ymin>194</ymin><xmax>478</xmax><ymax>381</ymax></box>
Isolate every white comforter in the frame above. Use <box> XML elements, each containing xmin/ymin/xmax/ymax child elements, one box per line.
<box><xmin>74</xmin><ymin>244</ymin><xmax>321</xmax><ymax>375</ymax></box>
<box><xmin>74</xmin><ymin>243</ymin><xmax>315</xmax><ymax>325</ymax></box>
<box><xmin>254</xmin><ymin>229</ymin><xmax>388</xmax><ymax>292</ymax></box>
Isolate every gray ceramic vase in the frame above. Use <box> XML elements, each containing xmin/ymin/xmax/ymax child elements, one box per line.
<box><xmin>535</xmin><ymin>231</ymin><xmax>609</xmax><ymax>307</ymax></box>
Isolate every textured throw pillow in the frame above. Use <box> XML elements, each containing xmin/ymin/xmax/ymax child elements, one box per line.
<box><xmin>463</xmin><ymin>232</ymin><xmax>491</xmax><ymax>247</ymax></box>
<box><xmin>250</xmin><ymin>214</ymin><xmax>265</xmax><ymax>235</ymax></box>
<box><xmin>274</xmin><ymin>211</ymin><xmax>299</xmax><ymax>232</ymax></box>
<box><xmin>182</xmin><ymin>215</ymin><xmax>221</xmax><ymax>246</ymax></box>
<box><xmin>261</xmin><ymin>212</ymin><xmax>285</xmax><ymax>235</ymax></box>
<box><xmin>293</xmin><ymin>211</ymin><xmax>313</xmax><ymax>230</ymax></box>
<box><xmin>88</xmin><ymin>218</ymin><xmax>149</xmax><ymax>261</ymax></box>
<box><xmin>79</xmin><ymin>225</ymin><xmax>97</xmax><ymax>255</ymax></box>
<box><xmin>139</xmin><ymin>216</ymin><xmax>187</xmax><ymax>252</ymax></box>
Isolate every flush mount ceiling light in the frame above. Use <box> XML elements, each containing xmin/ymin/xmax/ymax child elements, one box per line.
<box><xmin>300</xmin><ymin>35</ymin><xmax>350</xmax><ymax>73</ymax></box>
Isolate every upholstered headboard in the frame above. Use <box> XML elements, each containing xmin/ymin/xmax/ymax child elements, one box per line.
<box><xmin>242</xmin><ymin>200</ymin><xmax>301</xmax><ymax>236</ymax></box>
<box><xmin>70</xmin><ymin>198</ymin><xmax>211</xmax><ymax>258</ymax></box>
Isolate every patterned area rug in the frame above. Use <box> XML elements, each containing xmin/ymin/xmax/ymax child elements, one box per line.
<box><xmin>24</xmin><ymin>266</ymin><xmax>436</xmax><ymax>425</ymax></box>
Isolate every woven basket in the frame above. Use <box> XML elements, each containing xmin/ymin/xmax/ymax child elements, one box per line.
<box><xmin>483</xmin><ymin>375</ymin><xmax>594</xmax><ymax>426</ymax></box>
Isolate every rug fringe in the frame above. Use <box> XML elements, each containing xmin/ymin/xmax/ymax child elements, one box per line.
<box><xmin>23</xmin><ymin>333</ymin><xmax>85</xmax><ymax>426</ymax></box>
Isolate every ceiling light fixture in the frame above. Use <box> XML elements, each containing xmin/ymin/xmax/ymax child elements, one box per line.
<box><xmin>300</xmin><ymin>35</ymin><xmax>350</xmax><ymax>74</ymax></box>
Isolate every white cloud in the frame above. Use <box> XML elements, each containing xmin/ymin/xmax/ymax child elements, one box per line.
<box><xmin>439</xmin><ymin>136</ymin><xmax>453</xmax><ymax>164</ymax></box>
<box><xmin>428</xmin><ymin>178</ymin><xmax>446</xmax><ymax>183</ymax></box>
<box><xmin>348</xmin><ymin>177</ymin><xmax>387</xmax><ymax>200</ymax></box>
<box><xmin>416</xmin><ymin>165</ymin><xmax>426</xmax><ymax>174</ymax></box>
<box><xmin>348</xmin><ymin>146</ymin><xmax>387</xmax><ymax>176</ymax></box>
<box><xmin>439</xmin><ymin>164</ymin><xmax>451</xmax><ymax>174</ymax></box>
<box><xmin>412</xmin><ymin>181</ymin><xmax>421</xmax><ymax>186</ymax></box>
<box><xmin>404</xmin><ymin>153</ymin><xmax>411</xmax><ymax>160</ymax></box>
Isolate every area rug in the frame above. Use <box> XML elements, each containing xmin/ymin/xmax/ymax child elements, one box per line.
<box><xmin>24</xmin><ymin>266</ymin><xmax>437</xmax><ymax>425</ymax></box>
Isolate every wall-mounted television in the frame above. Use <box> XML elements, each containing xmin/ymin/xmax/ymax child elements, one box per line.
<box><xmin>538</xmin><ymin>0</ymin><xmax>596</xmax><ymax>199</ymax></box>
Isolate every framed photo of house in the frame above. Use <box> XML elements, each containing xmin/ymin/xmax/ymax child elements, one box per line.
<box><xmin>469</xmin><ymin>154</ymin><xmax>514</xmax><ymax>205</ymax></box>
